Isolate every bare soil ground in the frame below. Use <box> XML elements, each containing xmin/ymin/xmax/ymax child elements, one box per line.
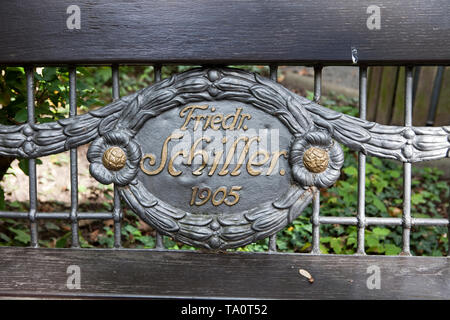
<box><xmin>1</xmin><ymin>145</ymin><xmax>111</xmax><ymax>207</ymax></box>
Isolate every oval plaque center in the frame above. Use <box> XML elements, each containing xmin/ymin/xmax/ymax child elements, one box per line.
<box><xmin>135</xmin><ymin>101</ymin><xmax>292</xmax><ymax>215</ymax></box>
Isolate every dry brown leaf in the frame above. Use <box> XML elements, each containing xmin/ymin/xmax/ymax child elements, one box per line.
<box><xmin>299</xmin><ymin>268</ymin><xmax>315</xmax><ymax>283</ymax></box>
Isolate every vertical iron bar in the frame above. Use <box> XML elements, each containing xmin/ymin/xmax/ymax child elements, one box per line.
<box><xmin>154</xmin><ymin>64</ymin><xmax>162</xmax><ymax>82</ymax></box>
<box><xmin>268</xmin><ymin>65</ymin><xmax>278</xmax><ymax>252</ymax></box>
<box><xmin>153</xmin><ymin>64</ymin><xmax>164</xmax><ymax>249</ymax></box>
<box><xmin>401</xmin><ymin>66</ymin><xmax>413</xmax><ymax>256</ymax></box>
<box><xmin>311</xmin><ymin>66</ymin><xmax>322</xmax><ymax>254</ymax></box>
<box><xmin>112</xmin><ymin>65</ymin><xmax>120</xmax><ymax>99</ymax></box>
<box><xmin>26</xmin><ymin>67</ymin><xmax>38</xmax><ymax>248</ymax></box>
<box><xmin>357</xmin><ymin>66</ymin><xmax>367</xmax><ymax>255</ymax></box>
<box><xmin>313</xmin><ymin>66</ymin><xmax>322</xmax><ymax>102</ymax></box>
<box><xmin>311</xmin><ymin>188</ymin><xmax>321</xmax><ymax>254</ymax></box>
<box><xmin>269</xmin><ymin>65</ymin><xmax>278</xmax><ymax>82</ymax></box>
<box><xmin>112</xmin><ymin>65</ymin><xmax>122</xmax><ymax>248</ymax></box>
<box><xmin>69</xmin><ymin>67</ymin><xmax>79</xmax><ymax>247</ymax></box>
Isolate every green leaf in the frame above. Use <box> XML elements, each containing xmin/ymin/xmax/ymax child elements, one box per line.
<box><xmin>300</xmin><ymin>242</ymin><xmax>311</xmax><ymax>252</ymax></box>
<box><xmin>10</xmin><ymin>228</ymin><xmax>30</xmax><ymax>244</ymax></box>
<box><xmin>79</xmin><ymin>232</ymin><xmax>94</xmax><ymax>248</ymax></box>
<box><xmin>55</xmin><ymin>232</ymin><xmax>71</xmax><ymax>248</ymax></box>
<box><xmin>277</xmin><ymin>239</ymin><xmax>289</xmax><ymax>250</ymax></box>
<box><xmin>0</xmin><ymin>187</ymin><xmax>5</xmax><ymax>210</ymax></box>
<box><xmin>9</xmin><ymin>201</ymin><xmax>21</xmax><ymax>209</ymax></box>
<box><xmin>372</xmin><ymin>197</ymin><xmax>387</xmax><ymax>213</ymax></box>
<box><xmin>347</xmin><ymin>236</ymin><xmax>357</xmax><ymax>246</ymax></box>
<box><xmin>98</xmin><ymin>235</ymin><xmax>114</xmax><ymax>247</ymax></box>
<box><xmin>327</xmin><ymin>196</ymin><xmax>339</xmax><ymax>205</ymax></box>
<box><xmin>14</xmin><ymin>108</ymin><xmax>28</xmax><ymax>123</ymax></box>
<box><xmin>124</xmin><ymin>224</ymin><xmax>141</xmax><ymax>237</ymax></box>
<box><xmin>319</xmin><ymin>244</ymin><xmax>329</xmax><ymax>254</ymax></box>
<box><xmin>42</xmin><ymin>68</ymin><xmax>57</xmax><ymax>81</ymax></box>
<box><xmin>343</xmin><ymin>166</ymin><xmax>358</xmax><ymax>177</ymax></box>
<box><xmin>320</xmin><ymin>236</ymin><xmax>331</xmax><ymax>243</ymax></box>
<box><xmin>411</xmin><ymin>193</ymin><xmax>426</xmax><ymax>205</ymax></box>
<box><xmin>330</xmin><ymin>237</ymin><xmax>343</xmax><ymax>254</ymax></box>
<box><xmin>18</xmin><ymin>158</ymin><xmax>43</xmax><ymax>176</ymax></box>
<box><xmin>372</xmin><ymin>227</ymin><xmax>390</xmax><ymax>237</ymax></box>
<box><xmin>0</xmin><ymin>232</ymin><xmax>11</xmax><ymax>242</ymax></box>
<box><xmin>44</xmin><ymin>222</ymin><xmax>60</xmax><ymax>231</ymax></box>
<box><xmin>389</xmin><ymin>170</ymin><xmax>401</xmax><ymax>178</ymax></box>
<box><xmin>136</xmin><ymin>236</ymin><xmax>155</xmax><ymax>248</ymax></box>
<box><xmin>371</xmin><ymin>157</ymin><xmax>383</xmax><ymax>167</ymax></box>
<box><xmin>384</xmin><ymin>244</ymin><xmax>401</xmax><ymax>255</ymax></box>
<box><xmin>366</xmin><ymin>235</ymin><xmax>380</xmax><ymax>248</ymax></box>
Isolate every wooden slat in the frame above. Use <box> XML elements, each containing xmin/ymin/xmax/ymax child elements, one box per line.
<box><xmin>367</xmin><ymin>66</ymin><xmax>450</xmax><ymax>126</ymax></box>
<box><xmin>0</xmin><ymin>0</ymin><xmax>449</xmax><ymax>65</ymax></box>
<box><xmin>0</xmin><ymin>247</ymin><xmax>448</xmax><ymax>299</ymax></box>
<box><xmin>367</xmin><ymin>67</ymin><xmax>383</xmax><ymax>121</ymax></box>
<box><xmin>435</xmin><ymin>67</ymin><xmax>450</xmax><ymax>126</ymax></box>
<box><xmin>375</xmin><ymin>66</ymin><xmax>399</xmax><ymax>125</ymax></box>
<box><xmin>412</xmin><ymin>67</ymin><xmax>439</xmax><ymax>126</ymax></box>
<box><xmin>391</xmin><ymin>67</ymin><xmax>406</xmax><ymax>126</ymax></box>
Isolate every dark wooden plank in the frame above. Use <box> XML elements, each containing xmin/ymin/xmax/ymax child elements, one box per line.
<box><xmin>0</xmin><ymin>247</ymin><xmax>448</xmax><ymax>299</ymax></box>
<box><xmin>0</xmin><ymin>0</ymin><xmax>449</xmax><ymax>65</ymax></box>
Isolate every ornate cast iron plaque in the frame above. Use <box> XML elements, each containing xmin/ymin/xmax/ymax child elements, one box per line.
<box><xmin>1</xmin><ymin>68</ymin><xmax>449</xmax><ymax>249</ymax></box>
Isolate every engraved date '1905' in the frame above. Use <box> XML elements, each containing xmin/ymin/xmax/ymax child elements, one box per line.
<box><xmin>190</xmin><ymin>186</ymin><xmax>242</xmax><ymax>207</ymax></box>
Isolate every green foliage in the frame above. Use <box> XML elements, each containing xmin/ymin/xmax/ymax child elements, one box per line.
<box><xmin>0</xmin><ymin>218</ymin><xmax>30</xmax><ymax>246</ymax></box>
<box><xmin>0</xmin><ymin>67</ymin><xmax>102</xmax><ymax>126</ymax></box>
<box><xmin>0</xmin><ymin>66</ymin><xmax>104</xmax><ymax>209</ymax></box>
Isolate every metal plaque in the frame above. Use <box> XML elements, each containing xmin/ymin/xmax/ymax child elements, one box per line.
<box><xmin>84</xmin><ymin>67</ymin><xmax>448</xmax><ymax>249</ymax></box>
<box><xmin>86</xmin><ymin>68</ymin><xmax>336</xmax><ymax>249</ymax></box>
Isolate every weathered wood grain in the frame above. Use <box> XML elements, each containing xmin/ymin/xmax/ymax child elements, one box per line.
<box><xmin>0</xmin><ymin>247</ymin><xmax>448</xmax><ymax>299</ymax></box>
<box><xmin>367</xmin><ymin>67</ymin><xmax>383</xmax><ymax>121</ymax></box>
<box><xmin>367</xmin><ymin>66</ymin><xmax>450</xmax><ymax>126</ymax></box>
<box><xmin>0</xmin><ymin>0</ymin><xmax>449</xmax><ymax>65</ymax></box>
<box><xmin>375</xmin><ymin>66</ymin><xmax>399</xmax><ymax>125</ymax></box>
